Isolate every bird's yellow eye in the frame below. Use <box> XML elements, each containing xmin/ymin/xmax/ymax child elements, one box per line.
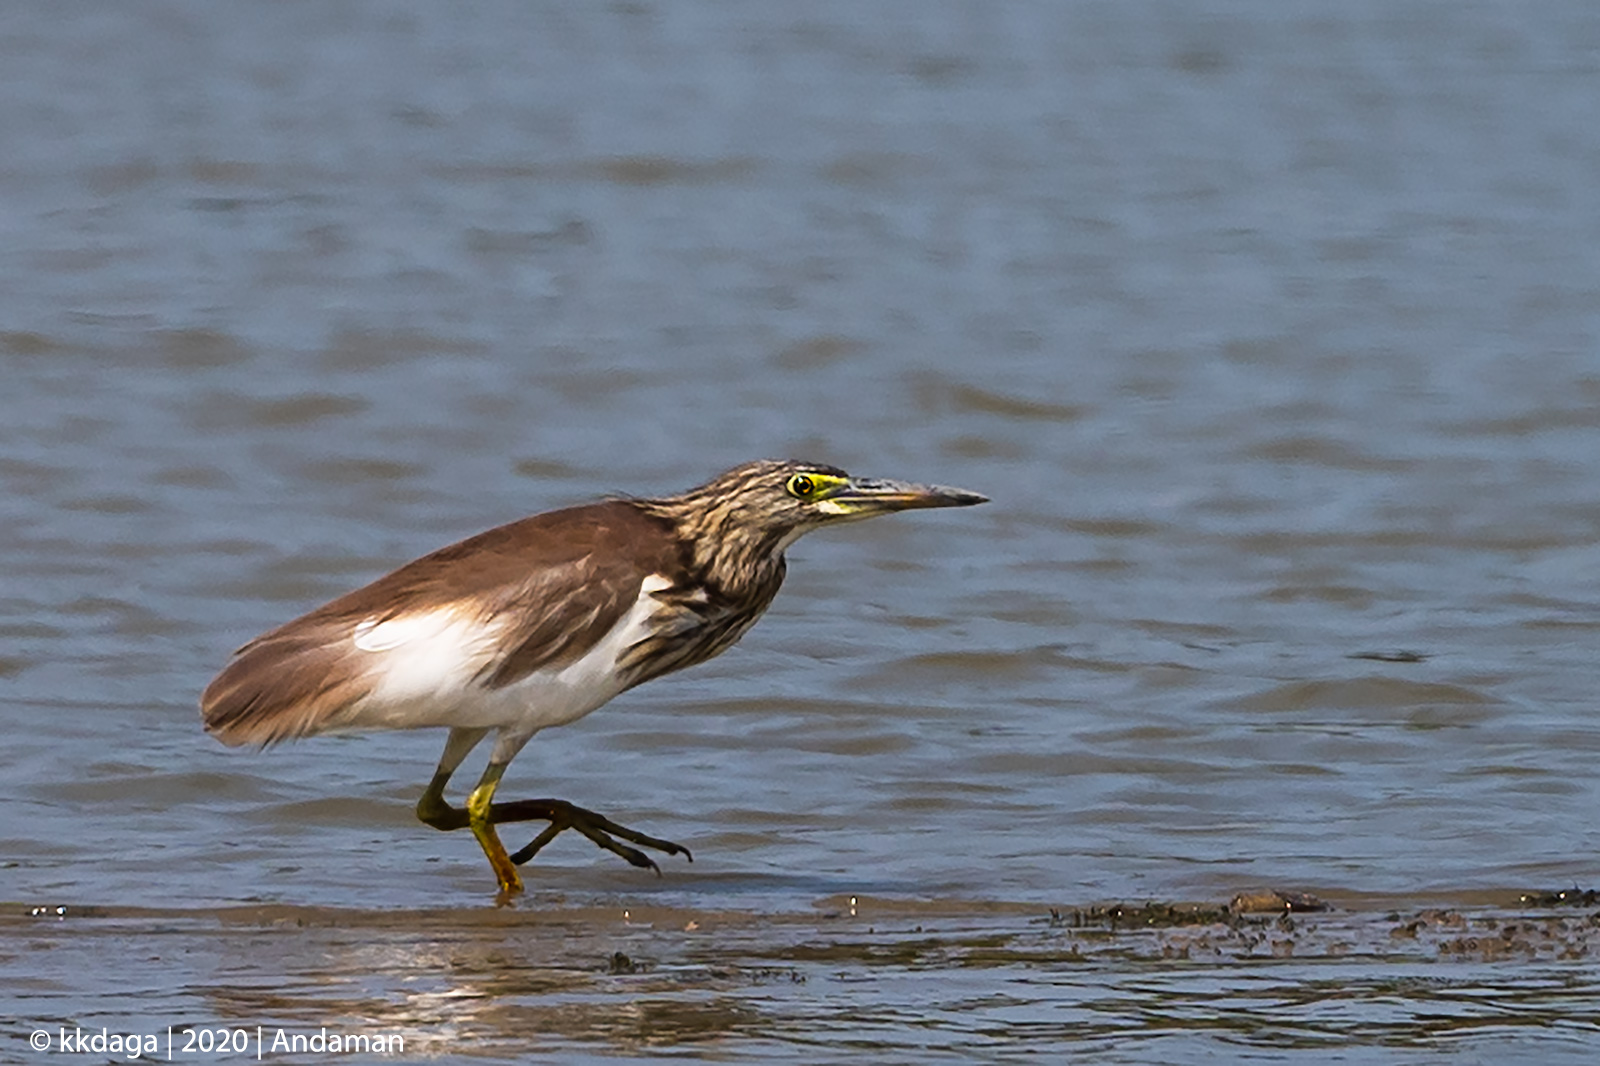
<box><xmin>787</xmin><ymin>474</ymin><xmax>816</xmax><ymax>498</ymax></box>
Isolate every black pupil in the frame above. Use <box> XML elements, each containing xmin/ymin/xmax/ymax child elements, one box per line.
<box><xmin>793</xmin><ymin>476</ymin><xmax>813</xmax><ymax>495</ymax></box>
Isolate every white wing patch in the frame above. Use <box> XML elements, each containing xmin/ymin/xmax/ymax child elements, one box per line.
<box><xmin>353</xmin><ymin>613</ymin><xmax>461</xmax><ymax>652</ymax></box>
<box><xmin>350</xmin><ymin>607</ymin><xmax>503</xmax><ymax>708</ymax></box>
<box><xmin>339</xmin><ymin>575</ymin><xmax>674</xmax><ymax>734</ymax></box>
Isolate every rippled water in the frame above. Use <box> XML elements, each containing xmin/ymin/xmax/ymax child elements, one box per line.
<box><xmin>5</xmin><ymin>1</ymin><xmax>1600</xmax><ymax>1061</ymax></box>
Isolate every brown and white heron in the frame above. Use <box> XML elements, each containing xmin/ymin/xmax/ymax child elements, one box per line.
<box><xmin>202</xmin><ymin>459</ymin><xmax>986</xmax><ymax>901</ymax></box>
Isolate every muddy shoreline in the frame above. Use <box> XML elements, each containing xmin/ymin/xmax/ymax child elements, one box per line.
<box><xmin>9</xmin><ymin>891</ymin><xmax>1600</xmax><ymax>1060</ymax></box>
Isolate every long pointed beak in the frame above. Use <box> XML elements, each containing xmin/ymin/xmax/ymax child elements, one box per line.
<box><xmin>819</xmin><ymin>476</ymin><xmax>988</xmax><ymax>516</ymax></box>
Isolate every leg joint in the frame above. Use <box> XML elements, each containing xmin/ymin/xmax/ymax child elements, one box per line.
<box><xmin>416</xmin><ymin>771</ymin><xmax>466</xmax><ymax>830</ymax></box>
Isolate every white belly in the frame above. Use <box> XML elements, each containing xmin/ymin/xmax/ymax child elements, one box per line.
<box><xmin>338</xmin><ymin>575</ymin><xmax>669</xmax><ymax>734</ymax></box>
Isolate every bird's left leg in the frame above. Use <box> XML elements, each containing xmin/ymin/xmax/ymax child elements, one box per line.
<box><xmin>415</xmin><ymin>726</ymin><xmax>491</xmax><ymax>830</ymax></box>
<box><xmin>502</xmin><ymin>799</ymin><xmax>691</xmax><ymax>871</ymax></box>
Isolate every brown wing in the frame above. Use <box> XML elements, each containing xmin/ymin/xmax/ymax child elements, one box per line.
<box><xmin>200</xmin><ymin>500</ymin><xmax>683</xmax><ymax>746</ymax></box>
<box><xmin>474</xmin><ymin>505</ymin><xmax>683</xmax><ymax>689</ymax></box>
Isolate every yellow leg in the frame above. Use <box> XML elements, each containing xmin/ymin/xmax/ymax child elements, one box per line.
<box><xmin>465</xmin><ymin>763</ymin><xmax>523</xmax><ymax>902</ymax></box>
<box><xmin>411</xmin><ymin>727</ymin><xmax>685</xmax><ymax>901</ymax></box>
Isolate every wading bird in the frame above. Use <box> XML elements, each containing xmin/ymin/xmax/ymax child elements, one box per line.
<box><xmin>202</xmin><ymin>459</ymin><xmax>986</xmax><ymax>900</ymax></box>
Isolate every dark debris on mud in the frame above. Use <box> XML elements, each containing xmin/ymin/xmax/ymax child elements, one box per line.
<box><xmin>1024</xmin><ymin>888</ymin><xmax>1600</xmax><ymax>964</ymax></box>
<box><xmin>1520</xmin><ymin>887</ymin><xmax>1599</xmax><ymax>907</ymax></box>
<box><xmin>1044</xmin><ymin>889</ymin><xmax>1329</xmax><ymax>933</ymax></box>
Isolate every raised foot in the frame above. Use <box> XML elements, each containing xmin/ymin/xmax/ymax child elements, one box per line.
<box><xmin>494</xmin><ymin>798</ymin><xmax>692</xmax><ymax>874</ymax></box>
<box><xmin>416</xmin><ymin>792</ymin><xmax>690</xmax><ymax>875</ymax></box>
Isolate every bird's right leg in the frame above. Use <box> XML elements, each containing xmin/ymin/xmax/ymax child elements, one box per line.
<box><xmin>415</xmin><ymin>726</ymin><xmax>531</xmax><ymax>902</ymax></box>
<box><xmin>464</xmin><ymin>760</ymin><xmax>522</xmax><ymax>901</ymax></box>
<box><xmin>414</xmin><ymin>726</ymin><xmax>688</xmax><ymax>893</ymax></box>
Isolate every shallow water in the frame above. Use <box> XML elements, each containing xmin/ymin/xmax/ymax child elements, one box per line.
<box><xmin>10</xmin><ymin>898</ymin><xmax>1600</xmax><ymax>1063</ymax></box>
<box><xmin>5</xmin><ymin>1</ymin><xmax>1600</xmax><ymax>1061</ymax></box>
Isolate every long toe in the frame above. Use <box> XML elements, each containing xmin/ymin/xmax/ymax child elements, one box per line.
<box><xmin>507</xmin><ymin>822</ymin><xmax>564</xmax><ymax>865</ymax></box>
<box><xmin>569</xmin><ymin>804</ymin><xmax>692</xmax><ymax>862</ymax></box>
<box><xmin>492</xmin><ymin>798</ymin><xmax>690</xmax><ymax>869</ymax></box>
<box><xmin>566</xmin><ymin>821</ymin><xmax>663</xmax><ymax>873</ymax></box>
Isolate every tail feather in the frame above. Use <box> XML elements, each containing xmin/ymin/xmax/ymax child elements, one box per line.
<box><xmin>201</xmin><ymin>628</ymin><xmax>376</xmax><ymax>747</ymax></box>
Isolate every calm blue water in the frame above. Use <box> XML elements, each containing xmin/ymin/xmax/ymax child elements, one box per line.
<box><xmin>4</xmin><ymin>2</ymin><xmax>1600</xmax><ymax>1061</ymax></box>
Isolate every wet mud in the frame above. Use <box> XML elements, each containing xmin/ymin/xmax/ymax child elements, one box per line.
<box><xmin>8</xmin><ymin>891</ymin><xmax>1599</xmax><ymax>1061</ymax></box>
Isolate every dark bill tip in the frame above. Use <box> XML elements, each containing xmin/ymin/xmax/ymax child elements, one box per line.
<box><xmin>929</xmin><ymin>485</ymin><xmax>989</xmax><ymax>507</ymax></box>
<box><xmin>834</xmin><ymin>477</ymin><xmax>989</xmax><ymax>512</ymax></box>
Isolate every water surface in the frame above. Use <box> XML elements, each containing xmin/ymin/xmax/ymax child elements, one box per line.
<box><xmin>4</xmin><ymin>2</ymin><xmax>1600</xmax><ymax>1061</ymax></box>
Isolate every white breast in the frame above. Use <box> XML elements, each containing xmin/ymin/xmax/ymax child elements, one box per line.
<box><xmin>341</xmin><ymin>575</ymin><xmax>671</xmax><ymax>734</ymax></box>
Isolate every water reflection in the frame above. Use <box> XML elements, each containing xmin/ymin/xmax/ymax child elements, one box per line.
<box><xmin>8</xmin><ymin>900</ymin><xmax>1598</xmax><ymax>1059</ymax></box>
